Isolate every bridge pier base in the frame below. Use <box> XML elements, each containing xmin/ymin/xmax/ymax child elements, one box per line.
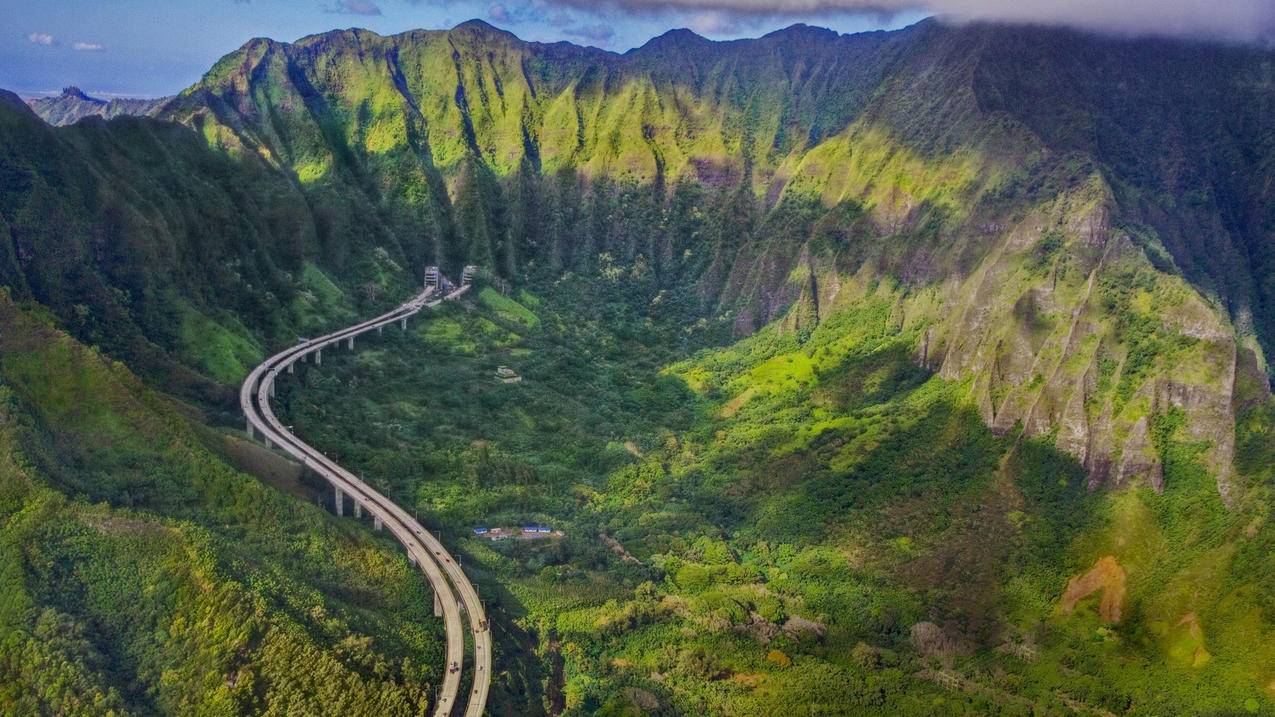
<box><xmin>377</xmin><ymin>325</ymin><xmax>383</xmax><ymax>335</ymax></box>
<box><xmin>374</xmin><ymin>516</ymin><xmax>383</xmax><ymax>531</ymax></box>
<box><xmin>334</xmin><ymin>486</ymin><xmax>344</xmax><ymax>516</ymax></box>
<box><xmin>264</xmin><ymin>436</ymin><xmax>273</xmax><ymax>449</ymax></box>
<box><xmin>400</xmin><ymin>318</ymin><xmax>407</xmax><ymax>331</ymax></box>
<box><xmin>315</xmin><ymin>350</ymin><xmax>322</xmax><ymax>365</ymax></box>
<box><xmin>247</xmin><ymin>422</ymin><xmax>254</xmax><ymax>440</ymax></box>
<box><xmin>287</xmin><ymin>362</ymin><xmax>294</xmax><ymax>374</ymax></box>
<box><xmin>354</xmin><ymin>502</ymin><xmax>362</xmax><ymax>519</ymax></box>
<box><xmin>347</xmin><ymin>336</ymin><xmax>354</xmax><ymax>350</ymax></box>
<box><xmin>434</xmin><ymin>590</ymin><xmax>442</xmax><ymax>617</ymax></box>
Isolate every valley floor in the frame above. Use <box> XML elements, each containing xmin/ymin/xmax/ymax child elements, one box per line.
<box><xmin>276</xmin><ymin>280</ymin><xmax>1275</xmax><ymax>716</ymax></box>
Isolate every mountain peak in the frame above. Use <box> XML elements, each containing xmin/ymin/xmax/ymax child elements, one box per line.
<box><xmin>447</xmin><ymin>18</ymin><xmax>521</xmax><ymax>48</ymax></box>
<box><xmin>3</xmin><ymin>89</ymin><xmax>40</xmax><ymax>117</ymax></box>
<box><xmin>452</xmin><ymin>18</ymin><xmax>515</xmax><ymax>38</ymax></box>
<box><xmin>656</xmin><ymin>28</ymin><xmax>708</xmax><ymax>44</ymax></box>
<box><xmin>762</xmin><ymin>23</ymin><xmax>840</xmax><ymax>41</ymax></box>
<box><xmin>61</xmin><ymin>86</ymin><xmax>99</xmax><ymax>102</ymax></box>
<box><xmin>631</xmin><ymin>27</ymin><xmax>710</xmax><ymax>55</ymax></box>
<box><xmin>454</xmin><ymin>18</ymin><xmax>497</xmax><ymax>32</ymax></box>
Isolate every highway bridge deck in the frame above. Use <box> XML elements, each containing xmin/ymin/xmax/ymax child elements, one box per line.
<box><xmin>241</xmin><ymin>279</ymin><xmax>491</xmax><ymax>717</ymax></box>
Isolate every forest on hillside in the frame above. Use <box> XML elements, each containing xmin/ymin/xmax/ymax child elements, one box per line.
<box><xmin>1</xmin><ymin>14</ymin><xmax>1274</xmax><ymax>717</ymax></box>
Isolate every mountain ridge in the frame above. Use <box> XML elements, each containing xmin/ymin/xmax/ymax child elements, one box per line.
<box><xmin>5</xmin><ymin>19</ymin><xmax>1273</xmax><ymax>501</ymax></box>
<box><xmin>4</xmin><ymin>17</ymin><xmax>1275</xmax><ymax>715</ymax></box>
<box><xmin>25</xmin><ymin>86</ymin><xmax>171</xmax><ymax>127</ymax></box>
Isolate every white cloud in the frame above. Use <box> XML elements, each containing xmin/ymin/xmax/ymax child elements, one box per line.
<box><xmin>73</xmin><ymin>42</ymin><xmax>104</xmax><ymax>51</ymax></box>
<box><xmin>564</xmin><ymin>22</ymin><xmax>617</xmax><ymax>44</ymax></box>
<box><xmin>486</xmin><ymin>1</ymin><xmax>556</xmax><ymax>25</ymax></box>
<box><xmin>27</xmin><ymin>32</ymin><xmax>54</xmax><ymax>46</ymax></box>
<box><xmin>330</xmin><ymin>0</ymin><xmax>382</xmax><ymax>15</ymax></box>
<box><xmin>544</xmin><ymin>0</ymin><xmax>1275</xmax><ymax>42</ymax></box>
<box><xmin>685</xmin><ymin>10</ymin><xmax>744</xmax><ymax>35</ymax></box>
<box><xmin>490</xmin><ymin>3</ymin><xmax>513</xmax><ymax>22</ymax></box>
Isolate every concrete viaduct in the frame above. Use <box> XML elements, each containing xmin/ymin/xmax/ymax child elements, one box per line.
<box><xmin>240</xmin><ymin>267</ymin><xmax>492</xmax><ymax>717</ymax></box>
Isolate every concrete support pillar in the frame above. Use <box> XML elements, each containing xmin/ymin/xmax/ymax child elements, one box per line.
<box><xmin>315</xmin><ymin>349</ymin><xmax>322</xmax><ymax>365</ymax></box>
<box><xmin>374</xmin><ymin>516</ymin><xmax>383</xmax><ymax>531</ymax></box>
<box><xmin>347</xmin><ymin>336</ymin><xmax>354</xmax><ymax>350</ymax></box>
<box><xmin>408</xmin><ymin>553</ymin><xmax>417</xmax><ymax>567</ymax></box>
<box><xmin>377</xmin><ymin>325</ymin><xmax>383</xmax><ymax>335</ymax></box>
<box><xmin>334</xmin><ymin>486</ymin><xmax>344</xmax><ymax>516</ymax></box>
<box><xmin>400</xmin><ymin>318</ymin><xmax>407</xmax><ymax>331</ymax></box>
<box><xmin>264</xmin><ymin>436</ymin><xmax>273</xmax><ymax>449</ymax></box>
<box><xmin>354</xmin><ymin>502</ymin><xmax>362</xmax><ymax>519</ymax></box>
<box><xmin>434</xmin><ymin>590</ymin><xmax>442</xmax><ymax>617</ymax></box>
<box><xmin>268</xmin><ymin>381</ymin><xmax>275</xmax><ymax>398</ymax></box>
<box><xmin>247</xmin><ymin>421</ymin><xmax>254</xmax><ymax>440</ymax></box>
<box><xmin>287</xmin><ymin>362</ymin><xmax>294</xmax><ymax>374</ymax></box>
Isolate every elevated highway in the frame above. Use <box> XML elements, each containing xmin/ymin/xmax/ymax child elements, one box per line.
<box><xmin>241</xmin><ymin>277</ymin><xmax>491</xmax><ymax>717</ymax></box>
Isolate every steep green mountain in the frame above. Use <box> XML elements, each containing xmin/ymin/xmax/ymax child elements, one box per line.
<box><xmin>26</xmin><ymin>87</ymin><xmax>171</xmax><ymax>127</ymax></box>
<box><xmin>0</xmin><ymin>87</ymin><xmax>426</xmax><ymax>409</ymax></box>
<box><xmin>2</xmin><ymin>16</ymin><xmax>1275</xmax><ymax>716</ymax></box>
<box><xmin>145</xmin><ymin>18</ymin><xmax>1274</xmax><ymax>501</ymax></box>
<box><xmin>0</xmin><ymin>91</ymin><xmax>444</xmax><ymax>715</ymax></box>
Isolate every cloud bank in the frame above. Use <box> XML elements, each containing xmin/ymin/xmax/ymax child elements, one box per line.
<box><xmin>564</xmin><ymin>23</ymin><xmax>618</xmax><ymax>43</ymax></box>
<box><xmin>27</xmin><ymin>32</ymin><xmax>54</xmax><ymax>46</ymax></box>
<box><xmin>73</xmin><ymin>42</ymin><xmax>104</xmax><ymax>51</ymax></box>
<box><xmin>546</xmin><ymin>0</ymin><xmax>1275</xmax><ymax>42</ymax></box>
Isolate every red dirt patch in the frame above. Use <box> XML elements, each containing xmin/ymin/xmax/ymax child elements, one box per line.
<box><xmin>717</xmin><ymin>386</ymin><xmax>756</xmax><ymax>419</ymax></box>
<box><xmin>1060</xmin><ymin>555</ymin><xmax>1126</xmax><ymax>622</ymax></box>
<box><xmin>732</xmin><ymin>673</ymin><xmax>767</xmax><ymax>688</ymax></box>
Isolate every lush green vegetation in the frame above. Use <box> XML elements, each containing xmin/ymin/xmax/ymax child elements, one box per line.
<box><xmin>281</xmin><ymin>262</ymin><xmax>1275</xmax><ymax>715</ymax></box>
<box><xmin>0</xmin><ymin>293</ymin><xmax>444</xmax><ymax>715</ymax></box>
<box><xmin>2</xmin><ymin>15</ymin><xmax>1274</xmax><ymax>716</ymax></box>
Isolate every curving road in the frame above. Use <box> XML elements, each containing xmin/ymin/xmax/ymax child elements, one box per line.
<box><xmin>241</xmin><ymin>283</ymin><xmax>492</xmax><ymax>717</ymax></box>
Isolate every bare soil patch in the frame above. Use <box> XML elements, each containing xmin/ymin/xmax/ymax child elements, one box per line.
<box><xmin>1059</xmin><ymin>555</ymin><xmax>1126</xmax><ymax>622</ymax></box>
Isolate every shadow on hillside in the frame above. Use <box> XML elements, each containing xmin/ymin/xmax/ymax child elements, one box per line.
<box><xmin>671</xmin><ymin>339</ymin><xmax>1100</xmax><ymax>645</ymax></box>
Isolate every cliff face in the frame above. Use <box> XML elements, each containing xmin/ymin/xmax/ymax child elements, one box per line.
<box><xmin>3</xmin><ymin>20</ymin><xmax>1273</xmax><ymax>501</ymax></box>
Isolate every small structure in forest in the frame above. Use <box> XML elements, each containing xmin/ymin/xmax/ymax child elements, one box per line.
<box><xmin>473</xmin><ymin>525</ymin><xmax>563</xmax><ymax>541</ymax></box>
<box><xmin>495</xmin><ymin>366</ymin><xmax>522</xmax><ymax>384</ymax></box>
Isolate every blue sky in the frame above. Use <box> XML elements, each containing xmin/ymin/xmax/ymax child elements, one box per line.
<box><xmin>0</xmin><ymin>0</ymin><xmax>927</xmax><ymax>98</ymax></box>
